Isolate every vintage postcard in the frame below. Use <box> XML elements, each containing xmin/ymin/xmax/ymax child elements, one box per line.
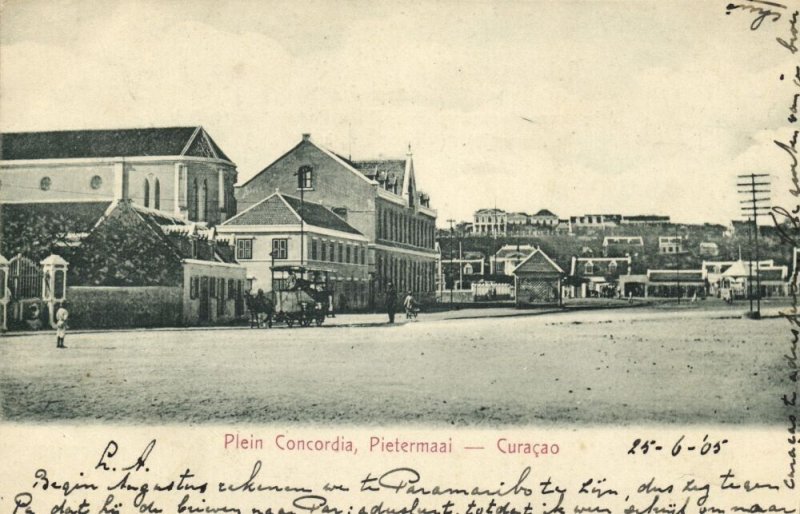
<box><xmin>0</xmin><ymin>0</ymin><xmax>798</xmax><ymax>512</ymax></box>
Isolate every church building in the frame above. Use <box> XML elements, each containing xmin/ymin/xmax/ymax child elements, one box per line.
<box><xmin>0</xmin><ymin>126</ymin><xmax>238</xmax><ymax>226</ymax></box>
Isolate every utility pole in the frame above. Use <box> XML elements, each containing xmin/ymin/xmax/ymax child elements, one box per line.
<box><xmin>294</xmin><ymin>167</ymin><xmax>308</xmax><ymax>268</ymax></box>
<box><xmin>675</xmin><ymin>224</ymin><xmax>681</xmax><ymax>304</ymax></box>
<box><xmin>737</xmin><ymin>173</ymin><xmax>771</xmax><ymax>319</ymax></box>
<box><xmin>447</xmin><ymin>218</ymin><xmax>456</xmax><ymax>308</ymax></box>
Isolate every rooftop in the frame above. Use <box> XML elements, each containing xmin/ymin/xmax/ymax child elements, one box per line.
<box><xmin>0</xmin><ymin>126</ymin><xmax>231</xmax><ymax>162</ymax></box>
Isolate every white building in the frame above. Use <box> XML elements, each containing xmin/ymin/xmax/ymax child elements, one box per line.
<box><xmin>217</xmin><ymin>192</ymin><xmax>371</xmax><ymax>309</ymax></box>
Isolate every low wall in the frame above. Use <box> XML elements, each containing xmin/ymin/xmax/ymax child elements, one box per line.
<box><xmin>67</xmin><ymin>286</ymin><xmax>183</xmax><ymax>329</ymax></box>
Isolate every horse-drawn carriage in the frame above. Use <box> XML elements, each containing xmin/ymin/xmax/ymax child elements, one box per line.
<box><xmin>246</xmin><ymin>266</ymin><xmax>334</xmax><ymax>328</ymax></box>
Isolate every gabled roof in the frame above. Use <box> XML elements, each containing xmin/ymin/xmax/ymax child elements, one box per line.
<box><xmin>0</xmin><ymin>126</ymin><xmax>232</xmax><ymax>162</ymax></box>
<box><xmin>351</xmin><ymin>159</ymin><xmax>406</xmax><ymax>185</ymax></box>
<box><xmin>533</xmin><ymin>209</ymin><xmax>557</xmax><ymax>217</ymax></box>
<box><xmin>512</xmin><ymin>248</ymin><xmax>564</xmax><ymax>275</ymax></box>
<box><xmin>282</xmin><ymin>195</ymin><xmax>362</xmax><ymax>235</ymax></box>
<box><xmin>222</xmin><ymin>192</ymin><xmax>363</xmax><ymax>235</ymax></box>
<box><xmin>239</xmin><ymin>136</ymin><xmax>376</xmax><ymax>189</ymax></box>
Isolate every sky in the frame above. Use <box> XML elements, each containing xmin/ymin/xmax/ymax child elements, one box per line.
<box><xmin>1</xmin><ymin>0</ymin><xmax>797</xmax><ymax>226</ymax></box>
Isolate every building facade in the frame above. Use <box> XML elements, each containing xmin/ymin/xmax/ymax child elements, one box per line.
<box><xmin>217</xmin><ymin>192</ymin><xmax>370</xmax><ymax>310</ymax></box>
<box><xmin>0</xmin><ymin>127</ymin><xmax>238</xmax><ymax>226</ymax></box>
<box><xmin>568</xmin><ymin>255</ymin><xmax>632</xmax><ymax>297</ymax></box>
<box><xmin>490</xmin><ymin>244</ymin><xmax>538</xmax><ymax>276</ymax></box>
<box><xmin>234</xmin><ymin>134</ymin><xmax>437</xmax><ymax>308</ymax></box>
<box><xmin>472</xmin><ymin>208</ymin><xmax>508</xmax><ymax>235</ymax></box>
<box><xmin>472</xmin><ymin>208</ymin><xmax>559</xmax><ymax>235</ymax></box>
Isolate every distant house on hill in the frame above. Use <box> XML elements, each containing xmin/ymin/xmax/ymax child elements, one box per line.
<box><xmin>620</xmin><ymin>215</ymin><xmax>670</xmax><ymax>225</ymax></box>
<box><xmin>529</xmin><ymin>209</ymin><xmax>559</xmax><ymax>227</ymax></box>
<box><xmin>602</xmin><ymin>236</ymin><xmax>644</xmax><ymax>257</ymax></box>
<box><xmin>568</xmin><ymin>256</ymin><xmax>632</xmax><ymax>298</ymax></box>
<box><xmin>490</xmin><ymin>244</ymin><xmax>537</xmax><ymax>275</ymax></box>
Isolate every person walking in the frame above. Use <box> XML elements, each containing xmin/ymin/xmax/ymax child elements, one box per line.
<box><xmin>55</xmin><ymin>304</ymin><xmax>69</xmax><ymax>349</ymax></box>
<box><xmin>386</xmin><ymin>281</ymin><xmax>397</xmax><ymax>323</ymax></box>
<box><xmin>404</xmin><ymin>291</ymin><xmax>417</xmax><ymax>319</ymax></box>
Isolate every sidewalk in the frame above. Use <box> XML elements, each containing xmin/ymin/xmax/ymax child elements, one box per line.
<box><xmin>1</xmin><ymin>298</ymin><xmax>790</xmax><ymax>338</ymax></box>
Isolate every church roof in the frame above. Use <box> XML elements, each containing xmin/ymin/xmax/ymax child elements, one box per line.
<box><xmin>222</xmin><ymin>192</ymin><xmax>363</xmax><ymax>236</ymax></box>
<box><xmin>0</xmin><ymin>126</ymin><xmax>232</xmax><ymax>162</ymax></box>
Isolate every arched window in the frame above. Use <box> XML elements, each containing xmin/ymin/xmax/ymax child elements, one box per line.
<box><xmin>143</xmin><ymin>178</ymin><xmax>150</xmax><ymax>207</ymax></box>
<box><xmin>189</xmin><ymin>179</ymin><xmax>198</xmax><ymax>221</ymax></box>
<box><xmin>198</xmin><ymin>179</ymin><xmax>207</xmax><ymax>221</ymax></box>
<box><xmin>153</xmin><ymin>178</ymin><xmax>160</xmax><ymax>210</ymax></box>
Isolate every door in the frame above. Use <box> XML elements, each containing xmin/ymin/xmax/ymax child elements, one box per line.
<box><xmin>199</xmin><ymin>277</ymin><xmax>210</xmax><ymax>322</ymax></box>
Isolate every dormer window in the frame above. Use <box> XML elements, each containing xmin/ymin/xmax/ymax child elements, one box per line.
<box><xmin>608</xmin><ymin>261</ymin><xmax>618</xmax><ymax>274</ymax></box>
<box><xmin>584</xmin><ymin>261</ymin><xmax>594</xmax><ymax>274</ymax></box>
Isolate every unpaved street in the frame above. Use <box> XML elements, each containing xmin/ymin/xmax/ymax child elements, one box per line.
<box><xmin>0</xmin><ymin>306</ymin><xmax>791</xmax><ymax>425</ymax></box>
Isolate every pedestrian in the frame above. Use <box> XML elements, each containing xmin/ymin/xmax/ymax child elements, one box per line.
<box><xmin>55</xmin><ymin>304</ymin><xmax>69</xmax><ymax>349</ymax></box>
<box><xmin>404</xmin><ymin>291</ymin><xmax>417</xmax><ymax>319</ymax></box>
<box><xmin>386</xmin><ymin>281</ymin><xmax>397</xmax><ymax>323</ymax></box>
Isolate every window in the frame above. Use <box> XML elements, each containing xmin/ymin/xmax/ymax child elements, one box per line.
<box><xmin>144</xmin><ymin>179</ymin><xmax>150</xmax><ymax>207</ymax></box>
<box><xmin>360</xmin><ymin>247</ymin><xmax>366</xmax><ymax>266</ymax></box>
<box><xmin>608</xmin><ymin>261</ymin><xmax>618</xmax><ymax>275</ymax></box>
<box><xmin>297</xmin><ymin>165</ymin><xmax>313</xmax><ymax>189</ymax></box>
<box><xmin>228</xmin><ymin>279</ymin><xmax>235</xmax><ymax>299</ymax></box>
<box><xmin>90</xmin><ymin>175</ymin><xmax>102</xmax><ymax>189</ymax></box>
<box><xmin>190</xmin><ymin>179</ymin><xmax>198</xmax><ymax>221</ymax></box>
<box><xmin>321</xmin><ymin>240</ymin><xmax>327</xmax><ymax>261</ymax></box>
<box><xmin>338</xmin><ymin>243</ymin><xmax>344</xmax><ymax>263</ymax></box>
<box><xmin>311</xmin><ymin>239</ymin><xmax>319</xmax><ymax>260</ymax></box>
<box><xmin>190</xmin><ymin>276</ymin><xmax>199</xmax><ymax>299</ymax></box>
<box><xmin>346</xmin><ymin>245</ymin><xmax>351</xmax><ymax>264</ymax></box>
<box><xmin>236</xmin><ymin>239</ymin><xmax>253</xmax><ymax>260</ymax></box>
<box><xmin>40</xmin><ymin>177</ymin><xmax>51</xmax><ymax>191</ymax></box>
<box><xmin>154</xmin><ymin>178</ymin><xmax>160</xmax><ymax>210</ymax></box>
<box><xmin>209</xmin><ymin>276</ymin><xmax>216</xmax><ymax>297</ymax></box>
<box><xmin>198</xmin><ymin>179</ymin><xmax>208</xmax><ymax>221</ymax></box>
<box><xmin>584</xmin><ymin>261</ymin><xmax>594</xmax><ymax>275</ymax></box>
<box><xmin>272</xmin><ymin>238</ymin><xmax>288</xmax><ymax>259</ymax></box>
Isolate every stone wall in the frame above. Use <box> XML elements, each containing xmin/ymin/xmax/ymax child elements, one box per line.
<box><xmin>67</xmin><ymin>286</ymin><xmax>182</xmax><ymax>329</ymax></box>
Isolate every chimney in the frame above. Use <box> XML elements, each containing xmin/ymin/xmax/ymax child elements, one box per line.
<box><xmin>302</xmin><ymin>133</ymin><xmax>311</xmax><ymax>141</ymax></box>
